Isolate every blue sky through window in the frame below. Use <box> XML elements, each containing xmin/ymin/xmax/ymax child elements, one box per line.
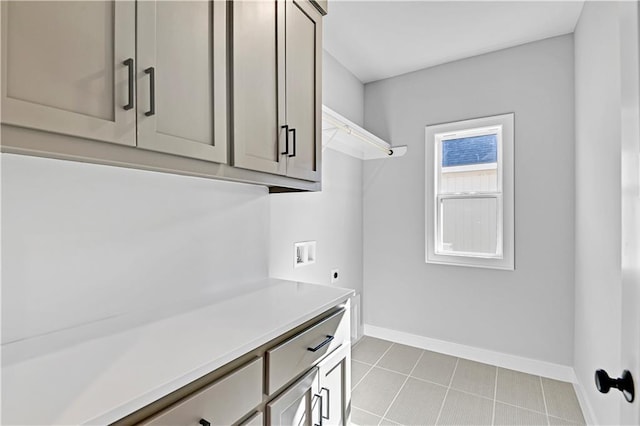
<box><xmin>442</xmin><ymin>134</ymin><xmax>497</xmax><ymax>167</ymax></box>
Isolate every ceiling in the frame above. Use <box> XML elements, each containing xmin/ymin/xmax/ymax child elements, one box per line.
<box><xmin>323</xmin><ymin>1</ymin><xmax>585</xmax><ymax>83</ymax></box>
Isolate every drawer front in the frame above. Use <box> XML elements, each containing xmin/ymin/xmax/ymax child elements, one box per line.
<box><xmin>143</xmin><ymin>357</ymin><xmax>263</xmax><ymax>426</ymax></box>
<box><xmin>266</xmin><ymin>308</ymin><xmax>347</xmax><ymax>395</ymax></box>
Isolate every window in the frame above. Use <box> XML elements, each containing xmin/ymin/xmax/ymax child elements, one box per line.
<box><xmin>425</xmin><ymin>113</ymin><xmax>514</xmax><ymax>270</ymax></box>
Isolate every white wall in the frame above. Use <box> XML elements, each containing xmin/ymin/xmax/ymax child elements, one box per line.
<box><xmin>1</xmin><ymin>154</ymin><xmax>269</xmax><ymax>344</ymax></box>
<box><xmin>574</xmin><ymin>2</ymin><xmax>622</xmax><ymax>424</ymax></box>
<box><xmin>323</xmin><ymin>50</ymin><xmax>364</xmax><ymax>126</ymax></box>
<box><xmin>270</xmin><ymin>50</ymin><xmax>365</xmax><ymax>333</ymax></box>
<box><xmin>363</xmin><ymin>35</ymin><xmax>576</xmax><ymax>366</ymax></box>
<box><xmin>270</xmin><ymin>148</ymin><xmax>363</xmax><ymax>297</ymax></box>
<box><xmin>1</xmin><ymin>48</ymin><xmax>366</xmax><ymax>348</ymax></box>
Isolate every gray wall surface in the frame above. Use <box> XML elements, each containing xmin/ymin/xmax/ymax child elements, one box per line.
<box><xmin>574</xmin><ymin>2</ymin><xmax>622</xmax><ymax>424</ymax></box>
<box><xmin>323</xmin><ymin>49</ymin><xmax>364</xmax><ymax>126</ymax></box>
<box><xmin>270</xmin><ymin>51</ymin><xmax>364</xmax><ymax>333</ymax></box>
<box><xmin>363</xmin><ymin>35</ymin><xmax>575</xmax><ymax>365</ymax></box>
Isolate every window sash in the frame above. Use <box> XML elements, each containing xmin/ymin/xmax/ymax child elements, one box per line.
<box><xmin>435</xmin><ymin>126</ymin><xmax>503</xmax><ymax>195</ymax></box>
<box><xmin>435</xmin><ymin>193</ymin><xmax>504</xmax><ymax>259</ymax></box>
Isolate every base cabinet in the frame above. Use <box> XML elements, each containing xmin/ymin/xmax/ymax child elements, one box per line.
<box><xmin>141</xmin><ymin>358</ymin><xmax>263</xmax><ymax>426</ymax></box>
<box><xmin>316</xmin><ymin>345</ymin><xmax>351</xmax><ymax>426</ymax></box>
<box><xmin>267</xmin><ymin>369</ymin><xmax>320</xmax><ymax>426</ymax></box>
<box><xmin>116</xmin><ymin>303</ymin><xmax>351</xmax><ymax>426</ymax></box>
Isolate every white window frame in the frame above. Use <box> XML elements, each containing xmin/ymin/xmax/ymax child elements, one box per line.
<box><xmin>425</xmin><ymin>113</ymin><xmax>515</xmax><ymax>270</ymax></box>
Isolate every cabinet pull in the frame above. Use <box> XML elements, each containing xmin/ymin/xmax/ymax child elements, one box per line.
<box><xmin>144</xmin><ymin>67</ymin><xmax>155</xmax><ymax>117</ymax></box>
<box><xmin>281</xmin><ymin>125</ymin><xmax>289</xmax><ymax>155</ymax></box>
<box><xmin>198</xmin><ymin>419</ymin><xmax>211</xmax><ymax>426</ymax></box>
<box><xmin>307</xmin><ymin>335</ymin><xmax>334</xmax><ymax>352</ymax></box>
<box><xmin>123</xmin><ymin>58</ymin><xmax>134</xmax><ymax>110</ymax></box>
<box><xmin>321</xmin><ymin>387</ymin><xmax>330</xmax><ymax>420</ymax></box>
<box><xmin>288</xmin><ymin>128</ymin><xmax>296</xmax><ymax>157</ymax></box>
<box><xmin>313</xmin><ymin>393</ymin><xmax>323</xmax><ymax>426</ymax></box>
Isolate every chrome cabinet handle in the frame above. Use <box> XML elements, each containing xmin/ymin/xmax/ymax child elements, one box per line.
<box><xmin>123</xmin><ymin>58</ymin><xmax>134</xmax><ymax>110</ymax></box>
<box><xmin>307</xmin><ymin>335</ymin><xmax>334</xmax><ymax>352</ymax></box>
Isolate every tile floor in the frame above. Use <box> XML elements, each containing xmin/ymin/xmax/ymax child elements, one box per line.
<box><xmin>351</xmin><ymin>337</ymin><xmax>586</xmax><ymax>426</ymax></box>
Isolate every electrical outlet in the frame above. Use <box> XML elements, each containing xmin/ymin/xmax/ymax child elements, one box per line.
<box><xmin>330</xmin><ymin>268</ymin><xmax>339</xmax><ymax>284</ymax></box>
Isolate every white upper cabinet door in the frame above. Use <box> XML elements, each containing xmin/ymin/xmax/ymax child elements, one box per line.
<box><xmin>1</xmin><ymin>1</ymin><xmax>136</xmax><ymax>146</ymax></box>
<box><xmin>231</xmin><ymin>0</ymin><xmax>287</xmax><ymax>176</ymax></box>
<box><xmin>284</xmin><ymin>0</ymin><xmax>322</xmax><ymax>182</ymax></box>
<box><xmin>136</xmin><ymin>0</ymin><xmax>227</xmax><ymax>164</ymax></box>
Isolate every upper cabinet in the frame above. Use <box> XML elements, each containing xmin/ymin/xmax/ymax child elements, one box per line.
<box><xmin>1</xmin><ymin>1</ymin><xmax>136</xmax><ymax>146</ymax></box>
<box><xmin>232</xmin><ymin>0</ymin><xmax>322</xmax><ymax>182</ymax></box>
<box><xmin>136</xmin><ymin>0</ymin><xmax>227</xmax><ymax>163</ymax></box>
<box><xmin>1</xmin><ymin>0</ymin><xmax>323</xmax><ymax>190</ymax></box>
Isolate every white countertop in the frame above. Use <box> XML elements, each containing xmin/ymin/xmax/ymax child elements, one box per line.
<box><xmin>1</xmin><ymin>279</ymin><xmax>354</xmax><ymax>425</ymax></box>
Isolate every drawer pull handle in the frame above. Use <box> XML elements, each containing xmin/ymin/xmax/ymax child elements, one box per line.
<box><xmin>307</xmin><ymin>335</ymin><xmax>334</xmax><ymax>352</ymax></box>
<box><xmin>199</xmin><ymin>419</ymin><xmax>211</xmax><ymax>426</ymax></box>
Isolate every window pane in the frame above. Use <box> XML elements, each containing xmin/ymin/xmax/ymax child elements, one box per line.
<box><xmin>442</xmin><ymin>134</ymin><xmax>497</xmax><ymax>167</ymax></box>
<box><xmin>440</xmin><ymin>134</ymin><xmax>498</xmax><ymax>193</ymax></box>
<box><xmin>440</xmin><ymin>197</ymin><xmax>499</xmax><ymax>256</ymax></box>
<box><xmin>439</xmin><ymin>168</ymin><xmax>498</xmax><ymax>193</ymax></box>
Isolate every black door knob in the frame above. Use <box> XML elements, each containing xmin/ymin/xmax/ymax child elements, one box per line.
<box><xmin>199</xmin><ymin>419</ymin><xmax>211</xmax><ymax>426</ymax></box>
<box><xmin>595</xmin><ymin>369</ymin><xmax>635</xmax><ymax>402</ymax></box>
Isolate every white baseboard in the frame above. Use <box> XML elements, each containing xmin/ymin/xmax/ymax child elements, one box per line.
<box><xmin>572</xmin><ymin>379</ymin><xmax>598</xmax><ymax>425</ymax></box>
<box><xmin>364</xmin><ymin>324</ymin><xmax>577</xmax><ymax>383</ymax></box>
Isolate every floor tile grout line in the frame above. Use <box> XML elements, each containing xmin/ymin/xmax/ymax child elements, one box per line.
<box><xmin>494</xmin><ymin>399</ymin><xmax>553</xmax><ymax>417</ymax></box>
<box><xmin>378</xmin><ymin>350</ymin><xmax>426</xmax><ymax>425</ymax></box>
<box><xmin>352</xmin><ymin>340</ymin><xmax>395</xmax><ymax>391</ymax></box>
<box><xmin>372</xmin><ymin>342</ymin><xmax>398</xmax><ymax>426</ymax></box>
<box><xmin>352</xmin><ymin>405</ymin><xmax>384</xmax><ymax>423</ymax></box>
<box><xmin>540</xmin><ymin>376</ymin><xmax>551</xmax><ymax>426</ymax></box>
<box><xmin>435</xmin><ymin>357</ymin><xmax>460</xmax><ymax>425</ymax></box>
<box><xmin>353</xmin><ymin>383</ymin><xmax>555</xmax><ymax>423</ymax></box>
<box><xmin>491</xmin><ymin>366</ymin><xmax>498</xmax><ymax>426</ymax></box>
<box><xmin>373</xmin><ymin>342</ymin><xmax>395</xmax><ymax>368</ymax></box>
<box><xmin>352</xmin><ymin>362</ymin><xmax>376</xmax><ymax>391</ymax></box>
<box><xmin>353</xmin><ymin>338</ymin><xmax>585</xmax><ymax>425</ymax></box>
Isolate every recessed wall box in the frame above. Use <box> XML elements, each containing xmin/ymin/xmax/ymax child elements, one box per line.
<box><xmin>294</xmin><ymin>241</ymin><xmax>316</xmax><ymax>268</ymax></box>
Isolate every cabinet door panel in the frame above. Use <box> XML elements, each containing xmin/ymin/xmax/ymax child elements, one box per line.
<box><xmin>137</xmin><ymin>0</ymin><xmax>227</xmax><ymax>163</ymax></box>
<box><xmin>1</xmin><ymin>1</ymin><xmax>135</xmax><ymax>145</ymax></box>
<box><xmin>285</xmin><ymin>0</ymin><xmax>321</xmax><ymax>181</ymax></box>
<box><xmin>267</xmin><ymin>368</ymin><xmax>319</xmax><ymax>426</ymax></box>
<box><xmin>317</xmin><ymin>345</ymin><xmax>351</xmax><ymax>426</ymax></box>
<box><xmin>232</xmin><ymin>0</ymin><xmax>286</xmax><ymax>176</ymax></box>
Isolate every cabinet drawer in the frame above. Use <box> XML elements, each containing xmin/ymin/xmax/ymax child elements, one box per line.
<box><xmin>266</xmin><ymin>308</ymin><xmax>347</xmax><ymax>395</ymax></box>
<box><xmin>143</xmin><ymin>357</ymin><xmax>263</xmax><ymax>426</ymax></box>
